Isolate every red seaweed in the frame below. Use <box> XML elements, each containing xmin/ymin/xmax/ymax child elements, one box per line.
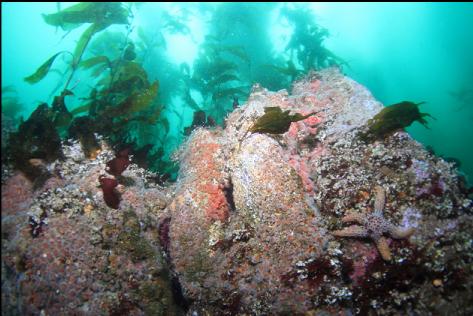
<box><xmin>99</xmin><ymin>175</ymin><xmax>120</xmax><ymax>209</ymax></box>
<box><xmin>106</xmin><ymin>148</ymin><xmax>131</xmax><ymax>177</ymax></box>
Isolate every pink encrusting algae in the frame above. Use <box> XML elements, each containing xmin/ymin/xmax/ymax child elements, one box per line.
<box><xmin>2</xmin><ymin>69</ymin><xmax>473</xmax><ymax>315</ymax></box>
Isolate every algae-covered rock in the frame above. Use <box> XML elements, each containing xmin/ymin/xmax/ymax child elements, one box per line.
<box><xmin>166</xmin><ymin>68</ymin><xmax>473</xmax><ymax>315</ymax></box>
<box><xmin>2</xmin><ymin>68</ymin><xmax>472</xmax><ymax>316</ymax></box>
<box><xmin>116</xmin><ymin>210</ymin><xmax>156</xmax><ymax>262</ymax></box>
<box><xmin>8</xmin><ymin>103</ymin><xmax>63</xmax><ymax>186</ymax></box>
<box><xmin>68</xmin><ymin>116</ymin><xmax>101</xmax><ymax>159</ymax></box>
<box><xmin>1</xmin><ymin>139</ymin><xmax>184</xmax><ymax>315</ymax></box>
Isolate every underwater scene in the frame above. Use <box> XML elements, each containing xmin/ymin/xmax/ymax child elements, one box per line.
<box><xmin>1</xmin><ymin>2</ymin><xmax>473</xmax><ymax>315</ymax></box>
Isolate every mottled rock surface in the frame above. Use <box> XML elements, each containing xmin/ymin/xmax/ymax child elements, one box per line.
<box><xmin>167</xmin><ymin>68</ymin><xmax>473</xmax><ymax>315</ymax></box>
<box><xmin>1</xmin><ymin>139</ymin><xmax>180</xmax><ymax>315</ymax></box>
<box><xmin>2</xmin><ymin>68</ymin><xmax>472</xmax><ymax>315</ymax></box>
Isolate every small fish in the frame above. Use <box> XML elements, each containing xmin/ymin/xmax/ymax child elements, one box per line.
<box><xmin>237</xmin><ymin>106</ymin><xmax>322</xmax><ymax>151</ymax></box>
<box><xmin>449</xmin><ymin>88</ymin><xmax>473</xmax><ymax>103</ymax></box>
<box><xmin>249</xmin><ymin>106</ymin><xmax>320</xmax><ymax>134</ymax></box>
<box><xmin>360</xmin><ymin>101</ymin><xmax>434</xmax><ymax>142</ymax></box>
<box><xmin>207</xmin><ymin>116</ymin><xmax>216</xmax><ymax>127</ymax></box>
<box><xmin>233</xmin><ymin>96</ymin><xmax>239</xmax><ymax>109</ymax></box>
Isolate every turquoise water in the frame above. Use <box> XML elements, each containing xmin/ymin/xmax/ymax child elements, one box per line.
<box><xmin>2</xmin><ymin>2</ymin><xmax>472</xmax><ymax>182</ymax></box>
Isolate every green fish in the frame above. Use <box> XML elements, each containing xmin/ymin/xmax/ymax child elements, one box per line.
<box><xmin>360</xmin><ymin>101</ymin><xmax>435</xmax><ymax>142</ymax></box>
<box><xmin>249</xmin><ymin>106</ymin><xmax>320</xmax><ymax>134</ymax></box>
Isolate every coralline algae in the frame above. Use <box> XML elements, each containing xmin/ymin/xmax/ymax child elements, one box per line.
<box><xmin>2</xmin><ymin>68</ymin><xmax>472</xmax><ymax>315</ymax></box>
<box><xmin>167</xmin><ymin>68</ymin><xmax>473</xmax><ymax>314</ymax></box>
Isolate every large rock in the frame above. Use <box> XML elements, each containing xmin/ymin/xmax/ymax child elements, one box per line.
<box><xmin>2</xmin><ymin>68</ymin><xmax>471</xmax><ymax>315</ymax></box>
<box><xmin>167</xmin><ymin>68</ymin><xmax>473</xmax><ymax>315</ymax></box>
<box><xmin>1</xmin><ymin>140</ymin><xmax>180</xmax><ymax>315</ymax></box>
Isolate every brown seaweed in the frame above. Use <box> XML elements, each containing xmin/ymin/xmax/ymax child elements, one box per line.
<box><xmin>42</xmin><ymin>2</ymin><xmax>128</xmax><ymax>31</ymax></box>
<box><xmin>24</xmin><ymin>52</ymin><xmax>64</xmax><ymax>84</ymax></box>
<box><xmin>8</xmin><ymin>103</ymin><xmax>63</xmax><ymax>187</ymax></box>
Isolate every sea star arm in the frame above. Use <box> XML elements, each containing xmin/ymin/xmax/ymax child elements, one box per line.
<box><xmin>389</xmin><ymin>226</ymin><xmax>415</xmax><ymax>239</ymax></box>
<box><xmin>375</xmin><ymin>236</ymin><xmax>392</xmax><ymax>261</ymax></box>
<box><xmin>373</xmin><ymin>185</ymin><xmax>386</xmax><ymax>212</ymax></box>
<box><xmin>332</xmin><ymin>225</ymin><xmax>368</xmax><ymax>237</ymax></box>
<box><xmin>341</xmin><ymin>212</ymin><xmax>365</xmax><ymax>224</ymax></box>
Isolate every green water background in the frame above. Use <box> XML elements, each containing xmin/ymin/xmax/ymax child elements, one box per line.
<box><xmin>2</xmin><ymin>2</ymin><xmax>472</xmax><ymax>182</ymax></box>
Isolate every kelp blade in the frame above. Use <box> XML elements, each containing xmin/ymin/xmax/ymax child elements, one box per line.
<box><xmin>24</xmin><ymin>52</ymin><xmax>63</xmax><ymax>84</ymax></box>
<box><xmin>42</xmin><ymin>2</ymin><xmax>128</xmax><ymax>31</ymax></box>
<box><xmin>73</xmin><ymin>23</ymin><xmax>108</xmax><ymax>67</ymax></box>
<box><xmin>79</xmin><ymin>55</ymin><xmax>110</xmax><ymax>70</ymax></box>
<box><xmin>130</xmin><ymin>81</ymin><xmax>159</xmax><ymax>113</ymax></box>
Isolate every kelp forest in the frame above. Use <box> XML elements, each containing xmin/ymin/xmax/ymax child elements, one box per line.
<box><xmin>2</xmin><ymin>2</ymin><xmax>343</xmax><ymax>183</ymax></box>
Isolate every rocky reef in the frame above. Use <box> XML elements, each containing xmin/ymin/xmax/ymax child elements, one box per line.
<box><xmin>2</xmin><ymin>68</ymin><xmax>472</xmax><ymax>315</ymax></box>
<box><xmin>166</xmin><ymin>68</ymin><xmax>473</xmax><ymax>314</ymax></box>
<box><xmin>1</xmin><ymin>138</ymin><xmax>181</xmax><ymax>315</ymax></box>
